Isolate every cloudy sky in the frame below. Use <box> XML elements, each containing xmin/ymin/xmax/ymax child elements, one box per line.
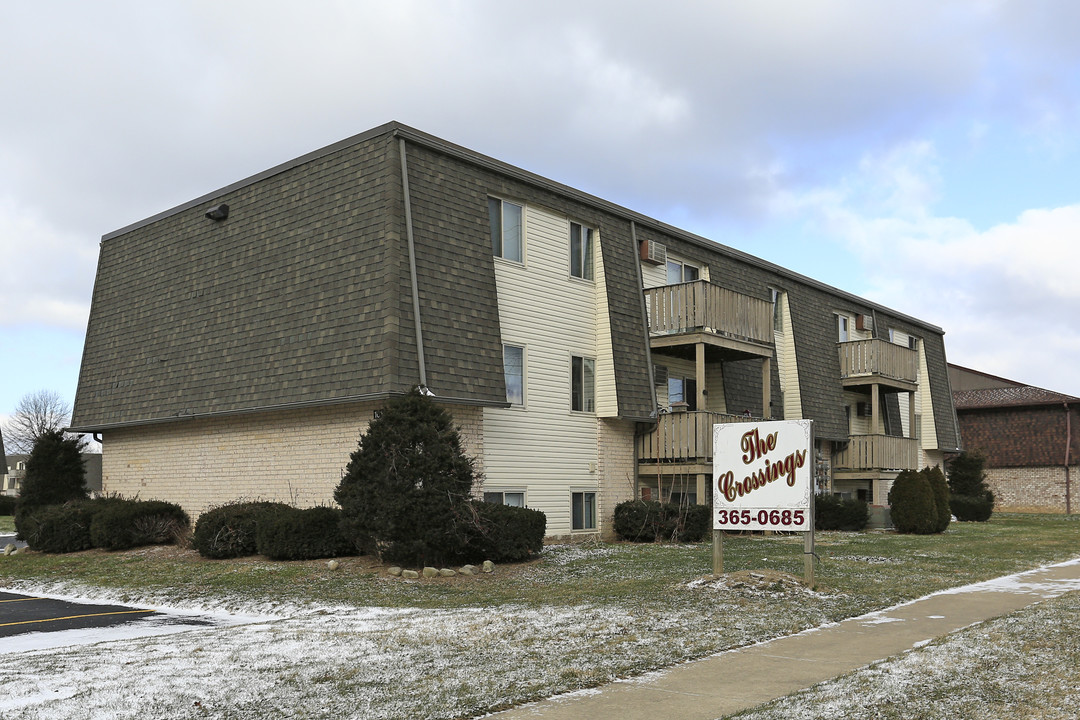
<box><xmin>2</xmin><ymin>0</ymin><xmax>1080</xmax><ymax>435</ymax></box>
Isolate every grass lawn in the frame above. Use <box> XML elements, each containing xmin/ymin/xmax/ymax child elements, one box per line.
<box><xmin>1</xmin><ymin>513</ymin><xmax>1078</xmax><ymax>719</ymax></box>
<box><xmin>0</xmin><ymin>515</ymin><xmax>14</xmax><ymax>534</ymax></box>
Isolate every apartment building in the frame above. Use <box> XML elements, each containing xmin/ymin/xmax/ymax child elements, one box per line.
<box><xmin>71</xmin><ymin>122</ymin><xmax>961</xmax><ymax>537</ymax></box>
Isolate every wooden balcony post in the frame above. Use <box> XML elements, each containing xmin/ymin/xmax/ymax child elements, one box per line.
<box><xmin>908</xmin><ymin>389</ymin><xmax>917</xmax><ymax>440</ymax></box>
<box><xmin>871</xmin><ymin>383</ymin><xmax>880</xmax><ymax>434</ymax></box>
<box><xmin>696</xmin><ymin>342</ymin><xmax>707</xmax><ymax>411</ymax></box>
<box><xmin>762</xmin><ymin>356</ymin><xmax>771</xmax><ymax>419</ymax></box>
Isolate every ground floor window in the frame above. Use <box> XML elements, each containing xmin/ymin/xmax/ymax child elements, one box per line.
<box><xmin>571</xmin><ymin>491</ymin><xmax>596</xmax><ymax>530</ymax></box>
<box><xmin>483</xmin><ymin>490</ymin><xmax>525</xmax><ymax>507</ymax></box>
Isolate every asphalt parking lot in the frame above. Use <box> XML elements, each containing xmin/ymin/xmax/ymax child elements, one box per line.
<box><xmin>0</xmin><ymin>591</ymin><xmax>171</xmax><ymax>638</ymax></box>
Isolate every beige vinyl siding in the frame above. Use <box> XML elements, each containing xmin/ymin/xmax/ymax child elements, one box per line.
<box><xmin>593</xmin><ymin>230</ymin><xmax>618</xmax><ymax>417</ymax></box>
<box><xmin>775</xmin><ymin>293</ymin><xmax>802</xmax><ymax>419</ymax></box>
<box><xmin>640</xmin><ymin>258</ymin><xmax>668</xmax><ymax>289</ymax></box>
<box><xmin>485</xmin><ymin>204</ymin><xmax>601</xmax><ymax>535</ymax></box>
<box><xmin>706</xmin><ymin>363</ymin><xmax>726</xmax><ymax>413</ymax></box>
<box><xmin>917</xmin><ymin>340</ymin><xmax>939</xmax><ymax>452</ymax></box>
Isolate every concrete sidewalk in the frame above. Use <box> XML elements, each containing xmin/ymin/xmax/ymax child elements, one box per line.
<box><xmin>489</xmin><ymin>558</ymin><xmax>1080</xmax><ymax>720</ymax></box>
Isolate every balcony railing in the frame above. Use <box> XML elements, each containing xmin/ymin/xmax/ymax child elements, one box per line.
<box><xmin>638</xmin><ymin>410</ymin><xmax>757</xmax><ymax>463</ymax></box>
<box><xmin>838</xmin><ymin>339</ymin><xmax>918</xmax><ymax>384</ymax></box>
<box><xmin>645</xmin><ymin>281</ymin><xmax>773</xmax><ymax>346</ymax></box>
<box><xmin>834</xmin><ymin>434</ymin><xmax>919</xmax><ymax>471</ymax></box>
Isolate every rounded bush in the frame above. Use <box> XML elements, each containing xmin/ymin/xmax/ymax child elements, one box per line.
<box><xmin>951</xmin><ymin>493</ymin><xmax>995</xmax><ymax>522</ymax></box>
<box><xmin>923</xmin><ymin>466</ymin><xmax>951</xmax><ymax>533</ymax></box>
<box><xmin>814</xmin><ymin>494</ymin><xmax>870</xmax><ymax>531</ymax></box>
<box><xmin>0</xmin><ymin>495</ymin><xmax>16</xmax><ymax>516</ymax></box>
<box><xmin>90</xmin><ymin>499</ymin><xmax>190</xmax><ymax>550</ymax></box>
<box><xmin>18</xmin><ymin>502</ymin><xmax>96</xmax><ymax>553</ymax></box>
<box><xmin>255</xmin><ymin>506</ymin><xmax>354</xmax><ymax>561</ymax></box>
<box><xmin>888</xmin><ymin>470</ymin><xmax>938</xmax><ymax>534</ymax></box>
<box><xmin>192</xmin><ymin>501</ymin><xmax>292</xmax><ymax>559</ymax></box>
<box><xmin>613</xmin><ymin>500</ymin><xmax>711</xmax><ymax>543</ymax></box>
<box><xmin>464</xmin><ymin>502</ymin><xmax>547</xmax><ymax>563</ymax></box>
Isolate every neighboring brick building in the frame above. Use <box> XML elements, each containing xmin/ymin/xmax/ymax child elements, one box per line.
<box><xmin>950</xmin><ymin>364</ymin><xmax>1077</xmax><ymax>513</ymax></box>
<box><xmin>70</xmin><ymin>122</ymin><xmax>961</xmax><ymax>536</ymax></box>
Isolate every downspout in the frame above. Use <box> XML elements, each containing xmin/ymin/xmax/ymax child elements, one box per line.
<box><xmin>631</xmin><ymin>221</ymin><xmax>658</xmax><ymax>503</ymax></box>
<box><xmin>1065</xmin><ymin>402</ymin><xmax>1073</xmax><ymax>515</ymax></box>
<box><xmin>398</xmin><ymin>137</ymin><xmax>428</xmax><ymax>390</ymax></box>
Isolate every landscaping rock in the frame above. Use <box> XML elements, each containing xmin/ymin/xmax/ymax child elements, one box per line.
<box><xmin>422</xmin><ymin>566</ymin><xmax>439</xmax><ymax>578</ymax></box>
<box><xmin>327</xmin><ymin>560</ymin><xmax>340</xmax><ymax>571</ymax></box>
<box><xmin>482</xmin><ymin>560</ymin><xmax>495</xmax><ymax>573</ymax></box>
<box><xmin>388</xmin><ymin>566</ymin><xmax>403</xmax><ymax>577</ymax></box>
<box><xmin>459</xmin><ymin>565</ymin><xmax>478</xmax><ymax>576</ymax></box>
<box><xmin>402</xmin><ymin>569</ymin><xmax>419</xmax><ymax>579</ymax></box>
<box><xmin>439</xmin><ymin>568</ymin><xmax>456</xmax><ymax>577</ymax></box>
<box><xmin>3</xmin><ymin>543</ymin><xmax>15</xmax><ymax>556</ymax></box>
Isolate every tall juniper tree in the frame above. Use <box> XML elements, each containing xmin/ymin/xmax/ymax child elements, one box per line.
<box><xmin>335</xmin><ymin>389</ymin><xmax>478</xmax><ymax>566</ymax></box>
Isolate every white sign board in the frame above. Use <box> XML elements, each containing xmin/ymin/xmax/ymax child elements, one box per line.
<box><xmin>713</xmin><ymin>419</ymin><xmax>813</xmax><ymax>532</ymax></box>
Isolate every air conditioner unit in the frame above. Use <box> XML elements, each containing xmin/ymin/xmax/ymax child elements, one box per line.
<box><xmin>640</xmin><ymin>239</ymin><xmax>667</xmax><ymax>265</ymax></box>
<box><xmin>855</xmin><ymin>314</ymin><xmax>871</xmax><ymax>331</ymax></box>
<box><xmin>856</xmin><ymin>402</ymin><xmax>870</xmax><ymax>417</ymax></box>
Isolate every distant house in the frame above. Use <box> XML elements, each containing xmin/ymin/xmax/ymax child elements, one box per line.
<box><xmin>70</xmin><ymin>122</ymin><xmax>961</xmax><ymax>536</ymax></box>
<box><xmin>950</xmin><ymin>364</ymin><xmax>1077</xmax><ymax>513</ymax></box>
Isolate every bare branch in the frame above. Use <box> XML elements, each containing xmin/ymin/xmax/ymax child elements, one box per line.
<box><xmin>2</xmin><ymin>390</ymin><xmax>72</xmax><ymax>453</ymax></box>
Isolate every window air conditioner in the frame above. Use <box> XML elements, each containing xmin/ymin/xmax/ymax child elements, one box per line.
<box><xmin>653</xmin><ymin>364</ymin><xmax>668</xmax><ymax>386</ymax></box>
<box><xmin>856</xmin><ymin>402</ymin><xmax>870</xmax><ymax>417</ymax></box>
<box><xmin>641</xmin><ymin>239</ymin><xmax>667</xmax><ymax>265</ymax></box>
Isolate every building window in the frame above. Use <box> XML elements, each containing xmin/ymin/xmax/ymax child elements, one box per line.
<box><xmin>666</xmin><ymin>259</ymin><xmax>699</xmax><ymax>284</ymax></box>
<box><xmin>572</xmin><ymin>491</ymin><xmax>597</xmax><ymax>530</ymax></box>
<box><xmin>771</xmin><ymin>288</ymin><xmax>783</xmax><ymax>332</ymax></box>
<box><xmin>908</xmin><ymin>336</ymin><xmax>918</xmax><ymax>350</ymax></box>
<box><xmin>571</xmin><ymin>355</ymin><xmax>596</xmax><ymax>412</ymax></box>
<box><xmin>503</xmin><ymin>344</ymin><xmax>524</xmax><ymax>406</ymax></box>
<box><xmin>837</xmin><ymin>315</ymin><xmax>849</xmax><ymax>342</ymax></box>
<box><xmin>569</xmin><ymin>222</ymin><xmax>594</xmax><ymax>280</ymax></box>
<box><xmin>489</xmin><ymin>197</ymin><xmax>523</xmax><ymax>262</ymax></box>
<box><xmin>484</xmin><ymin>490</ymin><xmax>525</xmax><ymax>507</ymax></box>
<box><xmin>668</xmin><ymin>376</ymin><xmax>698</xmax><ymax>411</ymax></box>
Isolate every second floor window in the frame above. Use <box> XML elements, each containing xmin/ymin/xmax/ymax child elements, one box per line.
<box><xmin>503</xmin><ymin>344</ymin><xmax>524</xmax><ymax>406</ymax></box>
<box><xmin>571</xmin><ymin>355</ymin><xmax>595</xmax><ymax>412</ymax></box>
<box><xmin>489</xmin><ymin>198</ymin><xmax>523</xmax><ymax>262</ymax></box>
<box><xmin>667</xmin><ymin>259</ymin><xmax>699</xmax><ymax>284</ymax></box>
<box><xmin>570</xmin><ymin>222</ymin><xmax>594</xmax><ymax>280</ymax></box>
<box><xmin>837</xmin><ymin>315</ymin><xmax>850</xmax><ymax>342</ymax></box>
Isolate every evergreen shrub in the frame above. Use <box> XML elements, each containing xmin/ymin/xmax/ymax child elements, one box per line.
<box><xmin>335</xmin><ymin>390</ymin><xmax>479</xmax><ymax>566</ymax></box>
<box><xmin>814</xmin><ymin>494</ymin><xmax>870</xmax><ymax>531</ymax></box>
<box><xmin>464</xmin><ymin>502</ymin><xmax>547</xmax><ymax>563</ymax></box>
<box><xmin>255</xmin><ymin>505</ymin><xmax>354</xmax><ymax>561</ymax></box>
<box><xmin>89</xmin><ymin>499</ymin><xmax>190</xmax><ymax>550</ymax></box>
<box><xmin>18</xmin><ymin>502</ymin><xmax>96</xmax><ymax>553</ymax></box>
<box><xmin>613</xmin><ymin>500</ymin><xmax>711</xmax><ymax>543</ymax></box>
<box><xmin>0</xmin><ymin>495</ymin><xmax>15</xmax><ymax>516</ymax></box>
<box><xmin>947</xmin><ymin>451</ymin><xmax>996</xmax><ymax>522</ymax></box>
<box><xmin>888</xmin><ymin>470</ymin><xmax>938</xmax><ymax>534</ymax></box>
<box><xmin>924</xmin><ymin>465</ymin><xmax>952</xmax><ymax>533</ymax></box>
<box><xmin>192</xmin><ymin>501</ymin><xmax>292</xmax><ymax>559</ymax></box>
<box><xmin>15</xmin><ymin>429</ymin><xmax>87</xmax><ymax>524</ymax></box>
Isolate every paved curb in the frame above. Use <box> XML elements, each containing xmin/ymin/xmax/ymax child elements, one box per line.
<box><xmin>487</xmin><ymin>558</ymin><xmax>1080</xmax><ymax>719</ymax></box>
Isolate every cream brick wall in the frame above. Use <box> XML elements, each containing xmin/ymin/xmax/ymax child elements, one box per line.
<box><xmin>985</xmin><ymin>465</ymin><xmax>1077</xmax><ymax>514</ymax></box>
<box><xmin>102</xmin><ymin>401</ymin><xmax>485</xmax><ymax>519</ymax></box>
<box><xmin>597</xmin><ymin>418</ymin><xmax>637</xmax><ymax>540</ymax></box>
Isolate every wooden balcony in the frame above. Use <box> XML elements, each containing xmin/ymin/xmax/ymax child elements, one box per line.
<box><xmin>645</xmin><ymin>281</ymin><xmax>773</xmax><ymax>357</ymax></box>
<box><xmin>834</xmin><ymin>434</ymin><xmax>919</xmax><ymax>473</ymax></box>
<box><xmin>638</xmin><ymin>410</ymin><xmax>758</xmax><ymax>474</ymax></box>
<box><xmin>838</xmin><ymin>339</ymin><xmax>918</xmax><ymax>391</ymax></box>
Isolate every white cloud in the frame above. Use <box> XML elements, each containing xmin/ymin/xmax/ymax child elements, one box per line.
<box><xmin>781</xmin><ymin>140</ymin><xmax>1080</xmax><ymax>395</ymax></box>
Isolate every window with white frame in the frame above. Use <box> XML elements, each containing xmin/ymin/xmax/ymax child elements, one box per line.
<box><xmin>666</xmin><ymin>259</ymin><xmax>699</xmax><ymax>284</ymax></box>
<box><xmin>572</xmin><ymin>490</ymin><xmax>597</xmax><ymax>530</ymax></box>
<box><xmin>484</xmin><ymin>490</ymin><xmax>525</xmax><ymax>507</ymax></box>
<box><xmin>571</xmin><ymin>355</ymin><xmax>595</xmax><ymax>412</ymax></box>
<box><xmin>569</xmin><ymin>221</ymin><xmax>594</xmax><ymax>280</ymax></box>
<box><xmin>503</xmin><ymin>344</ymin><xmax>524</xmax><ymax>406</ymax></box>
<box><xmin>837</xmin><ymin>315</ymin><xmax>850</xmax><ymax>342</ymax></box>
<box><xmin>488</xmin><ymin>197</ymin><xmax>523</xmax><ymax>262</ymax></box>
